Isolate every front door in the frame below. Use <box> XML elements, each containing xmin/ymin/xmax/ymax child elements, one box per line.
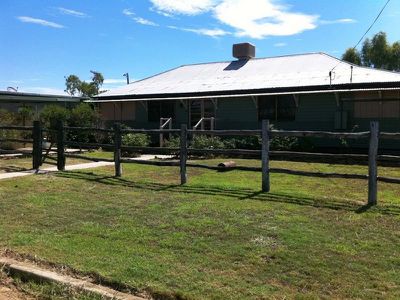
<box><xmin>190</xmin><ymin>100</ymin><xmax>215</xmax><ymax>129</ymax></box>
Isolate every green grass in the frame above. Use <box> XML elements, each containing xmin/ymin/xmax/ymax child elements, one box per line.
<box><xmin>0</xmin><ymin>157</ymin><xmax>399</xmax><ymax>299</ymax></box>
<box><xmin>0</xmin><ymin>153</ymin><xmax>89</xmax><ymax>173</ymax></box>
<box><xmin>0</xmin><ymin>270</ymin><xmax>102</xmax><ymax>300</ymax></box>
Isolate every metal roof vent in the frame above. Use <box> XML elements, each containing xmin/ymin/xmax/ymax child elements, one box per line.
<box><xmin>233</xmin><ymin>43</ymin><xmax>255</xmax><ymax>60</ymax></box>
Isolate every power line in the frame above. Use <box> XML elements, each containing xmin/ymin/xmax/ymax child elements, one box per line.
<box><xmin>352</xmin><ymin>0</ymin><xmax>391</xmax><ymax>50</ymax></box>
<box><xmin>330</xmin><ymin>0</ymin><xmax>392</xmax><ymax>74</ymax></box>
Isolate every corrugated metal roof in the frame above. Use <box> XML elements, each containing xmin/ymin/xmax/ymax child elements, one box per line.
<box><xmin>0</xmin><ymin>91</ymin><xmax>85</xmax><ymax>103</ymax></box>
<box><xmin>96</xmin><ymin>52</ymin><xmax>400</xmax><ymax>99</ymax></box>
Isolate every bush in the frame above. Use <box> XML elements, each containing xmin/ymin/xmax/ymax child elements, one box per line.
<box><xmin>191</xmin><ymin>135</ymin><xmax>225</xmax><ymax>149</ymax></box>
<box><xmin>0</xmin><ymin>109</ymin><xmax>20</xmax><ymax>149</ymax></box>
<box><xmin>68</xmin><ymin>103</ymin><xmax>100</xmax><ymax>143</ymax></box>
<box><xmin>270</xmin><ymin>136</ymin><xmax>299</xmax><ymax>151</ymax></box>
<box><xmin>163</xmin><ymin>135</ymin><xmax>180</xmax><ymax>148</ymax></box>
<box><xmin>222</xmin><ymin>136</ymin><xmax>261</xmax><ymax>150</ymax></box>
<box><xmin>122</xmin><ymin>133</ymin><xmax>150</xmax><ymax>147</ymax></box>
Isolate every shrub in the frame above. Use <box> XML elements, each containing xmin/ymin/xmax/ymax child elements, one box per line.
<box><xmin>40</xmin><ymin>105</ymin><xmax>70</xmax><ymax>129</ymax></box>
<box><xmin>270</xmin><ymin>136</ymin><xmax>299</xmax><ymax>151</ymax></box>
<box><xmin>163</xmin><ymin>135</ymin><xmax>180</xmax><ymax>148</ymax></box>
<box><xmin>0</xmin><ymin>109</ymin><xmax>21</xmax><ymax>149</ymax></box>
<box><xmin>223</xmin><ymin>136</ymin><xmax>261</xmax><ymax>150</ymax></box>
<box><xmin>68</xmin><ymin>103</ymin><xmax>100</xmax><ymax>142</ymax></box>
<box><xmin>122</xmin><ymin>133</ymin><xmax>150</xmax><ymax>147</ymax></box>
<box><xmin>191</xmin><ymin>135</ymin><xmax>225</xmax><ymax>149</ymax></box>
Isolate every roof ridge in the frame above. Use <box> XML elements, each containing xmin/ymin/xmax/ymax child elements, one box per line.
<box><xmin>179</xmin><ymin>52</ymin><xmax>325</xmax><ymax>68</ymax></box>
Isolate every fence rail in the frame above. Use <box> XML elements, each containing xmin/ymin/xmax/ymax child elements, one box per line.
<box><xmin>2</xmin><ymin>121</ymin><xmax>400</xmax><ymax>206</ymax></box>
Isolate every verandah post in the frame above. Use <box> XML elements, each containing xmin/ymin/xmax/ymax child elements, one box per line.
<box><xmin>180</xmin><ymin>124</ymin><xmax>188</xmax><ymax>185</ymax></box>
<box><xmin>32</xmin><ymin>120</ymin><xmax>42</xmax><ymax>170</ymax></box>
<box><xmin>368</xmin><ymin>121</ymin><xmax>379</xmax><ymax>205</ymax></box>
<box><xmin>261</xmin><ymin>119</ymin><xmax>270</xmax><ymax>192</ymax></box>
<box><xmin>56</xmin><ymin>120</ymin><xmax>65</xmax><ymax>171</ymax></box>
<box><xmin>114</xmin><ymin>123</ymin><xmax>122</xmax><ymax>177</ymax></box>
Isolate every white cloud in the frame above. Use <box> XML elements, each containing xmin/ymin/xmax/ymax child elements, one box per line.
<box><xmin>168</xmin><ymin>25</ymin><xmax>229</xmax><ymax>37</ymax></box>
<box><xmin>123</xmin><ymin>9</ymin><xmax>158</xmax><ymax>26</ymax></box>
<box><xmin>58</xmin><ymin>7</ymin><xmax>88</xmax><ymax>18</ymax></box>
<box><xmin>123</xmin><ymin>8</ymin><xmax>135</xmax><ymax>16</ymax></box>
<box><xmin>320</xmin><ymin>18</ymin><xmax>356</xmax><ymax>25</ymax></box>
<box><xmin>214</xmin><ymin>0</ymin><xmax>318</xmax><ymax>39</ymax></box>
<box><xmin>273</xmin><ymin>42</ymin><xmax>287</xmax><ymax>47</ymax></box>
<box><xmin>152</xmin><ymin>0</ymin><xmax>318</xmax><ymax>39</ymax></box>
<box><xmin>150</xmin><ymin>0</ymin><xmax>216</xmax><ymax>15</ymax></box>
<box><xmin>17</xmin><ymin>16</ymin><xmax>65</xmax><ymax>28</ymax></box>
<box><xmin>134</xmin><ymin>17</ymin><xmax>158</xmax><ymax>26</ymax></box>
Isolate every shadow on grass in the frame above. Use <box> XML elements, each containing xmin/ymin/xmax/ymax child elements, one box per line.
<box><xmin>0</xmin><ymin>166</ymin><xmax>29</xmax><ymax>173</ymax></box>
<box><xmin>53</xmin><ymin>171</ymin><xmax>400</xmax><ymax>216</ymax></box>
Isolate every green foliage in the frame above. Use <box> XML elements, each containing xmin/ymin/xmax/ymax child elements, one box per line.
<box><xmin>342</xmin><ymin>32</ymin><xmax>400</xmax><ymax>71</ymax></box>
<box><xmin>65</xmin><ymin>70</ymin><xmax>104</xmax><ymax>97</ymax></box>
<box><xmin>270</xmin><ymin>136</ymin><xmax>299</xmax><ymax>151</ymax></box>
<box><xmin>0</xmin><ymin>109</ymin><xmax>20</xmax><ymax>149</ymax></box>
<box><xmin>17</xmin><ymin>106</ymin><xmax>34</xmax><ymax>126</ymax></box>
<box><xmin>68</xmin><ymin>103</ymin><xmax>100</xmax><ymax>142</ymax></box>
<box><xmin>69</xmin><ymin>103</ymin><xmax>99</xmax><ymax>127</ymax></box>
<box><xmin>190</xmin><ymin>135</ymin><xmax>225</xmax><ymax>149</ymax></box>
<box><xmin>164</xmin><ymin>135</ymin><xmax>180</xmax><ymax>148</ymax></box>
<box><xmin>40</xmin><ymin>105</ymin><xmax>70</xmax><ymax>129</ymax></box>
<box><xmin>122</xmin><ymin>133</ymin><xmax>150</xmax><ymax>147</ymax></box>
<box><xmin>222</xmin><ymin>136</ymin><xmax>261</xmax><ymax>150</ymax></box>
<box><xmin>342</xmin><ymin>48</ymin><xmax>362</xmax><ymax>65</ymax></box>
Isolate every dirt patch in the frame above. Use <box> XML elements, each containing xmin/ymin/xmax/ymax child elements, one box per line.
<box><xmin>0</xmin><ymin>277</ymin><xmax>32</xmax><ymax>300</ymax></box>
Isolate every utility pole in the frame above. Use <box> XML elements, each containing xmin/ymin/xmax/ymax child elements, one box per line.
<box><xmin>123</xmin><ymin>73</ymin><xmax>130</xmax><ymax>85</ymax></box>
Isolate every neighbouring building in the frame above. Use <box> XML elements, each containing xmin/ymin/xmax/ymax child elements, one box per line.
<box><xmin>92</xmin><ymin>43</ymin><xmax>400</xmax><ymax>149</ymax></box>
<box><xmin>0</xmin><ymin>91</ymin><xmax>84</xmax><ymax>119</ymax></box>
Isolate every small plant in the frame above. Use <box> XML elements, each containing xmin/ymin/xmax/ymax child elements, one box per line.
<box><xmin>122</xmin><ymin>133</ymin><xmax>150</xmax><ymax>147</ymax></box>
<box><xmin>164</xmin><ymin>135</ymin><xmax>180</xmax><ymax>148</ymax></box>
<box><xmin>191</xmin><ymin>135</ymin><xmax>225</xmax><ymax>149</ymax></box>
<box><xmin>270</xmin><ymin>136</ymin><xmax>299</xmax><ymax>151</ymax></box>
<box><xmin>223</xmin><ymin>136</ymin><xmax>261</xmax><ymax>150</ymax></box>
<box><xmin>0</xmin><ymin>109</ymin><xmax>20</xmax><ymax>150</ymax></box>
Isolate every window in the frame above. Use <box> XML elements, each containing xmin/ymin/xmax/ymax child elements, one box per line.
<box><xmin>258</xmin><ymin>95</ymin><xmax>296</xmax><ymax>121</ymax></box>
<box><xmin>148</xmin><ymin>101</ymin><xmax>175</xmax><ymax>122</ymax></box>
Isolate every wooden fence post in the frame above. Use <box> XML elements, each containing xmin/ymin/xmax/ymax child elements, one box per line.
<box><xmin>261</xmin><ymin>119</ymin><xmax>270</xmax><ymax>192</ymax></box>
<box><xmin>180</xmin><ymin>124</ymin><xmax>187</xmax><ymax>185</ymax></box>
<box><xmin>32</xmin><ymin>120</ymin><xmax>42</xmax><ymax>170</ymax></box>
<box><xmin>159</xmin><ymin>118</ymin><xmax>164</xmax><ymax>148</ymax></box>
<box><xmin>368</xmin><ymin>121</ymin><xmax>379</xmax><ymax>205</ymax></box>
<box><xmin>114</xmin><ymin>123</ymin><xmax>122</xmax><ymax>177</ymax></box>
<box><xmin>57</xmin><ymin>120</ymin><xmax>65</xmax><ymax>171</ymax></box>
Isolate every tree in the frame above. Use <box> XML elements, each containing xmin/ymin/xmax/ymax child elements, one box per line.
<box><xmin>65</xmin><ymin>71</ymin><xmax>104</xmax><ymax>97</ymax></box>
<box><xmin>342</xmin><ymin>32</ymin><xmax>400</xmax><ymax>71</ymax></box>
<box><xmin>342</xmin><ymin>48</ymin><xmax>362</xmax><ymax>65</ymax></box>
<box><xmin>362</xmin><ymin>32</ymin><xmax>391</xmax><ymax>69</ymax></box>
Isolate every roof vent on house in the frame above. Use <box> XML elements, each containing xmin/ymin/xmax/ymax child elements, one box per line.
<box><xmin>233</xmin><ymin>43</ymin><xmax>255</xmax><ymax>60</ymax></box>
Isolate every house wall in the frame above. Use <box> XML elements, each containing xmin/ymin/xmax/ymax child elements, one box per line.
<box><xmin>97</xmin><ymin>91</ymin><xmax>400</xmax><ymax>150</ymax></box>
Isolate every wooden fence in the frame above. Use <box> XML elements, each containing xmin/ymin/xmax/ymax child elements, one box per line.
<box><xmin>2</xmin><ymin>120</ymin><xmax>400</xmax><ymax>206</ymax></box>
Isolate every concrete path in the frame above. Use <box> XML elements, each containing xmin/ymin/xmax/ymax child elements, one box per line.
<box><xmin>0</xmin><ymin>257</ymin><xmax>145</xmax><ymax>300</ymax></box>
<box><xmin>0</xmin><ymin>155</ymin><xmax>174</xmax><ymax>180</ymax></box>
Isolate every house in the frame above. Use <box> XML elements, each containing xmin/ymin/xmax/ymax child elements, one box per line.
<box><xmin>0</xmin><ymin>91</ymin><xmax>84</xmax><ymax>119</ymax></box>
<box><xmin>92</xmin><ymin>43</ymin><xmax>400</xmax><ymax>149</ymax></box>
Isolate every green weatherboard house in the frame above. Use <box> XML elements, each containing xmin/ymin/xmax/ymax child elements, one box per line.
<box><xmin>92</xmin><ymin>43</ymin><xmax>400</xmax><ymax>149</ymax></box>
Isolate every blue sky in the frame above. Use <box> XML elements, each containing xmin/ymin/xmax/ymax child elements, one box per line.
<box><xmin>1</xmin><ymin>0</ymin><xmax>399</xmax><ymax>95</ymax></box>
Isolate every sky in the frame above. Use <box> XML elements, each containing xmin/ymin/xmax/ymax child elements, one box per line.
<box><xmin>0</xmin><ymin>0</ymin><xmax>399</xmax><ymax>95</ymax></box>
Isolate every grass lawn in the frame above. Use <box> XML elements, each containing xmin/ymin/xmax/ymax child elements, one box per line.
<box><xmin>0</xmin><ymin>153</ymin><xmax>89</xmax><ymax>173</ymax></box>
<box><xmin>0</xmin><ymin>155</ymin><xmax>399</xmax><ymax>299</ymax></box>
<box><xmin>0</xmin><ymin>269</ymin><xmax>102</xmax><ymax>300</ymax></box>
